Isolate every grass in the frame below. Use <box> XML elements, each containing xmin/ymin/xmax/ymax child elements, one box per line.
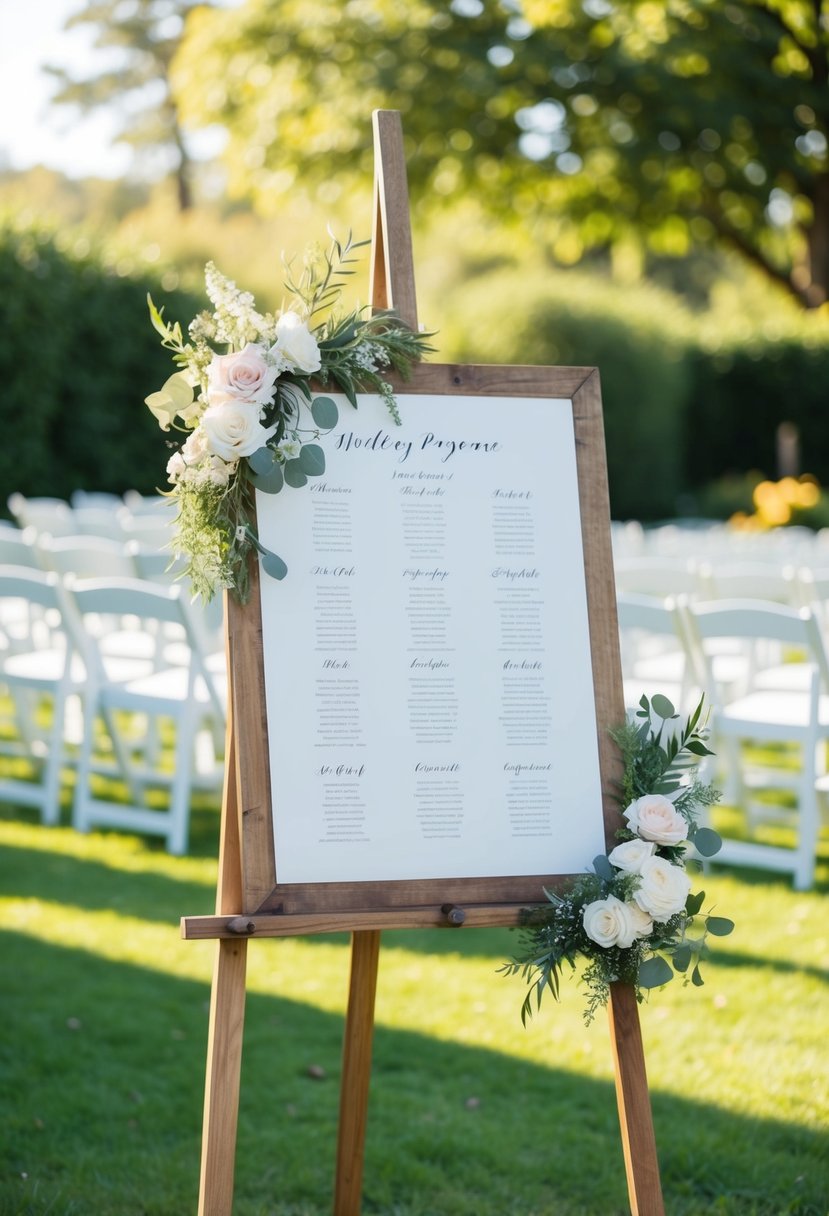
<box><xmin>0</xmin><ymin>798</ymin><xmax>828</xmax><ymax>1216</ymax></box>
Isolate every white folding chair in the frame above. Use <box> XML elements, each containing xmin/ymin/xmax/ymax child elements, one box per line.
<box><xmin>614</xmin><ymin>556</ymin><xmax>703</xmax><ymax>599</ymax></box>
<box><xmin>65</xmin><ymin>578</ymin><xmax>223</xmax><ymax>854</ymax></box>
<box><xmin>70</xmin><ymin>491</ymin><xmax>122</xmax><ymax>510</ymax></box>
<box><xmin>699</xmin><ymin>561</ymin><xmax>799</xmax><ymax>605</ymax></box>
<box><xmin>616</xmin><ymin>593</ymin><xmax>696</xmax><ymax>714</ymax></box>
<box><xmin>122</xmin><ymin>491</ymin><xmax>170</xmax><ymax>516</ymax></box>
<box><xmin>119</xmin><ymin>512</ymin><xmax>174</xmax><ymax>551</ymax></box>
<box><xmin>7</xmin><ymin>494</ymin><xmax>75</xmax><ymax>538</ymax></box>
<box><xmin>0</xmin><ymin>567</ymin><xmax>83</xmax><ymax>823</ymax></box>
<box><xmin>70</xmin><ymin>506</ymin><xmax>129</xmax><ymax>541</ymax></box>
<box><xmin>682</xmin><ymin>599</ymin><xmax>829</xmax><ymax>889</ymax></box>
<box><xmin>37</xmin><ymin>534</ymin><xmax>137</xmax><ymax>580</ymax></box>
<box><xmin>0</xmin><ymin>525</ymin><xmax>40</xmax><ymax>569</ymax></box>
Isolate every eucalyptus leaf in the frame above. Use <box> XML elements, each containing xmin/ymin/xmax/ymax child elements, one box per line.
<box><xmin>311</xmin><ymin>396</ymin><xmax>339</xmax><ymax>429</ymax></box>
<box><xmin>692</xmin><ymin>827</ymin><xmax>723</xmax><ymax>857</ymax></box>
<box><xmin>691</xmin><ymin>963</ymin><xmax>705</xmax><ymax>987</ymax></box>
<box><xmin>298</xmin><ymin>443</ymin><xmax>326</xmax><ymax>477</ymax></box>
<box><xmin>251</xmin><ymin>464</ymin><xmax>284</xmax><ymax>494</ymax></box>
<box><xmin>650</xmin><ymin>693</ymin><xmax>676</xmax><ymax>720</ymax></box>
<box><xmin>686</xmin><ymin>890</ymin><xmax>705</xmax><ymax>916</ymax></box>
<box><xmin>283</xmin><ymin>459</ymin><xmax>308</xmax><ymax>489</ymax></box>
<box><xmin>261</xmin><ymin>551</ymin><xmax>288</xmax><ymax>580</ymax></box>
<box><xmin>705</xmin><ymin>916</ymin><xmax>735</xmax><ymax>937</ymax></box>
<box><xmin>672</xmin><ymin>944</ymin><xmax>692</xmax><ymax>973</ymax></box>
<box><xmin>592</xmin><ymin>854</ymin><xmax>616</xmax><ymax>882</ymax></box>
<box><xmin>248</xmin><ymin>446</ymin><xmax>278</xmax><ymax>476</ymax></box>
<box><xmin>638</xmin><ymin>956</ymin><xmax>674</xmax><ymax>989</ymax></box>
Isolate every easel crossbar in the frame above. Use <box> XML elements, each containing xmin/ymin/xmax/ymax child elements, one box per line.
<box><xmin>182</xmin><ymin>905</ymin><xmax>527</xmax><ymax>940</ymax></box>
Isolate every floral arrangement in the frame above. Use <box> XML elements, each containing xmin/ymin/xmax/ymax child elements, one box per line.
<box><xmin>500</xmin><ymin>694</ymin><xmax>734</xmax><ymax>1026</ymax></box>
<box><xmin>144</xmin><ymin>233</ymin><xmax>434</xmax><ymax>601</ymax></box>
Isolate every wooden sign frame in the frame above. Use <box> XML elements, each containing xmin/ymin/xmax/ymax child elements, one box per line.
<box><xmin>186</xmin><ymin>111</ymin><xmax>665</xmax><ymax>1216</ymax></box>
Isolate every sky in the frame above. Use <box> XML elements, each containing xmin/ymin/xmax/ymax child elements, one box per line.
<box><xmin>0</xmin><ymin>0</ymin><xmax>134</xmax><ymax>179</ymax></box>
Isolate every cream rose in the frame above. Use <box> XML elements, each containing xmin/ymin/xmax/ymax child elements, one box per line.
<box><xmin>583</xmin><ymin>894</ymin><xmax>647</xmax><ymax>949</ymax></box>
<box><xmin>633</xmin><ymin>856</ymin><xmax>692</xmax><ymax>922</ymax></box>
<box><xmin>207</xmin><ymin>342</ymin><xmax>279</xmax><ymax>405</ymax></box>
<box><xmin>624</xmin><ymin>793</ymin><xmax>688</xmax><ymax>846</ymax></box>
<box><xmin>274</xmin><ymin>311</ymin><xmax>322</xmax><ymax>374</ymax></box>
<box><xmin>201</xmin><ymin>400</ymin><xmax>276</xmax><ymax>461</ymax></box>
<box><xmin>608</xmin><ymin>838</ymin><xmax>657</xmax><ymax>874</ymax></box>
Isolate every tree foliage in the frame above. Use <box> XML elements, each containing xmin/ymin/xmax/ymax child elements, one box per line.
<box><xmin>47</xmin><ymin>0</ymin><xmax>203</xmax><ymax>210</ymax></box>
<box><xmin>172</xmin><ymin>0</ymin><xmax>829</xmax><ymax>305</ymax></box>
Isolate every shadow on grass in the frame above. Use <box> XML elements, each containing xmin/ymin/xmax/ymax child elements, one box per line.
<box><xmin>0</xmin><ymin>928</ymin><xmax>826</xmax><ymax>1216</ymax></box>
<box><xmin>5</xmin><ymin>833</ymin><xmax>829</xmax><ymax>996</ymax></box>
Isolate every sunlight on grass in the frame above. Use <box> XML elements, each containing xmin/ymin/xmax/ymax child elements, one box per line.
<box><xmin>2</xmin><ymin>817</ymin><xmax>827</xmax><ymax>1155</ymax></box>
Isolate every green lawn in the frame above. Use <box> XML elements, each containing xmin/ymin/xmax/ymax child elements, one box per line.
<box><xmin>1</xmin><ymin>802</ymin><xmax>827</xmax><ymax>1216</ymax></box>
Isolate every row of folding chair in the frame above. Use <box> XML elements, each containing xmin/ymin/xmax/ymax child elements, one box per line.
<box><xmin>0</xmin><ymin>567</ymin><xmax>225</xmax><ymax>855</ymax></box>
<box><xmin>7</xmin><ymin>492</ymin><xmax>173</xmax><ymax>550</ymax></box>
<box><xmin>0</xmin><ymin>526</ymin><xmax>186</xmax><ymax>584</ymax></box>
<box><xmin>613</xmin><ymin>520</ymin><xmax>829</xmax><ymax>565</ymax></box>
<box><xmin>617</xmin><ymin>592</ymin><xmax>829</xmax><ymax>890</ymax></box>
<box><xmin>616</xmin><ymin>554</ymin><xmax>829</xmax><ymax>618</ymax></box>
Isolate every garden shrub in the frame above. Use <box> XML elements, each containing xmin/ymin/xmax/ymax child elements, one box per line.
<box><xmin>0</xmin><ymin>225</ymin><xmax>201</xmax><ymax>510</ymax></box>
<box><xmin>433</xmin><ymin>267</ymin><xmax>692</xmax><ymax>520</ymax></box>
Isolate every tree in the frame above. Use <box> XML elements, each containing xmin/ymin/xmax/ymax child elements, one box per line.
<box><xmin>47</xmin><ymin>0</ymin><xmax>203</xmax><ymax>210</ymax></box>
<box><xmin>172</xmin><ymin>0</ymin><xmax>829</xmax><ymax>306</ymax></box>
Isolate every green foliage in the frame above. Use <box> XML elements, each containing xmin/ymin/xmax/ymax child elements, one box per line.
<box><xmin>46</xmin><ymin>0</ymin><xmax>201</xmax><ymax>210</ymax></box>
<box><xmin>173</xmin><ymin>0</ymin><xmax>829</xmax><ymax>305</ymax></box>
<box><xmin>685</xmin><ymin>333</ymin><xmax>829</xmax><ymax>492</ymax></box>
<box><xmin>0</xmin><ymin>224</ymin><xmax>202</xmax><ymax>509</ymax></box>
<box><xmin>502</xmin><ymin>694</ymin><xmax>728</xmax><ymax>1026</ymax></box>
<box><xmin>437</xmin><ymin>265</ymin><xmax>691</xmax><ymax>519</ymax></box>
<box><xmin>148</xmin><ymin>245</ymin><xmax>434</xmax><ymax>599</ymax></box>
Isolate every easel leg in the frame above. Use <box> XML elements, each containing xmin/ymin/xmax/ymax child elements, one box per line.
<box><xmin>607</xmin><ymin>983</ymin><xmax>665</xmax><ymax>1216</ymax></box>
<box><xmin>334</xmin><ymin>929</ymin><xmax>381</xmax><ymax>1216</ymax></box>
<box><xmin>198</xmin><ymin>937</ymin><xmax>248</xmax><ymax>1216</ymax></box>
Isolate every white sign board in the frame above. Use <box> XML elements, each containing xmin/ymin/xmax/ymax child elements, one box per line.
<box><xmin>256</xmin><ymin>392</ymin><xmax>606</xmax><ymax>886</ymax></box>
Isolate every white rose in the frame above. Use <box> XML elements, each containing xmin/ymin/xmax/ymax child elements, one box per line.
<box><xmin>633</xmin><ymin>856</ymin><xmax>692</xmax><ymax>922</ymax></box>
<box><xmin>583</xmin><ymin>894</ymin><xmax>643</xmax><ymax>949</ymax></box>
<box><xmin>207</xmin><ymin>342</ymin><xmax>279</xmax><ymax>405</ymax></box>
<box><xmin>624</xmin><ymin>793</ymin><xmax>688</xmax><ymax>846</ymax></box>
<box><xmin>627</xmin><ymin>901</ymin><xmax>654</xmax><ymax>939</ymax></box>
<box><xmin>201</xmin><ymin>400</ymin><xmax>276</xmax><ymax>461</ymax></box>
<box><xmin>608</xmin><ymin>838</ymin><xmax>657</xmax><ymax>874</ymax></box>
<box><xmin>181</xmin><ymin>427</ymin><xmax>209</xmax><ymax>463</ymax></box>
<box><xmin>274</xmin><ymin>311</ymin><xmax>321</xmax><ymax>374</ymax></box>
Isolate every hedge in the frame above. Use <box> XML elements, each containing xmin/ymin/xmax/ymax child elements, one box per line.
<box><xmin>429</xmin><ymin>264</ymin><xmax>829</xmax><ymax>520</ymax></box>
<box><xmin>6</xmin><ymin>225</ymin><xmax>829</xmax><ymax>523</ymax></box>
<box><xmin>432</xmin><ymin>267</ymin><xmax>691</xmax><ymax>520</ymax></box>
<box><xmin>0</xmin><ymin>227</ymin><xmax>201</xmax><ymax>511</ymax></box>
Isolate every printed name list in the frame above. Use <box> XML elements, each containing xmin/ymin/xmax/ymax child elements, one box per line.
<box><xmin>257</xmin><ymin>392</ymin><xmax>605</xmax><ymax>884</ymax></box>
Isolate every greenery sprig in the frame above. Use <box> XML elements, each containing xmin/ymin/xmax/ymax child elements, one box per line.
<box><xmin>500</xmin><ymin>694</ymin><xmax>734</xmax><ymax>1026</ymax></box>
<box><xmin>144</xmin><ymin>231</ymin><xmax>435</xmax><ymax>601</ymax></box>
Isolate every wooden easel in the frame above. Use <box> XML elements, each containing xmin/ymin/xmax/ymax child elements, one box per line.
<box><xmin>188</xmin><ymin>110</ymin><xmax>665</xmax><ymax>1216</ymax></box>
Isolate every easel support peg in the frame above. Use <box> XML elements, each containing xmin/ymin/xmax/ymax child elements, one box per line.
<box><xmin>227</xmin><ymin>917</ymin><xmax>256</xmax><ymax>936</ymax></box>
<box><xmin>441</xmin><ymin>904</ymin><xmax>466</xmax><ymax>926</ymax></box>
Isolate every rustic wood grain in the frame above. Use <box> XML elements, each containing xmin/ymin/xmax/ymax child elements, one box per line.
<box><xmin>608</xmin><ymin>983</ymin><xmax>666</xmax><ymax>1215</ymax></box>
<box><xmin>196</xmin><ymin>597</ymin><xmax>249</xmax><ymax>1216</ymax></box>
<box><xmin>334</xmin><ymin>931</ymin><xmax>382</xmax><ymax>1216</ymax></box>
<box><xmin>369</xmin><ymin>110</ymin><xmax>418</xmax><ymax>330</ymax></box>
